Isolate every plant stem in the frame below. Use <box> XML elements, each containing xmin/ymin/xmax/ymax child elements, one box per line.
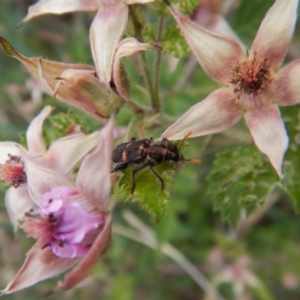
<box><xmin>235</xmin><ymin>189</ymin><xmax>281</xmax><ymax>240</ymax></box>
<box><xmin>129</xmin><ymin>6</ymin><xmax>155</xmax><ymax>108</ymax></box>
<box><xmin>152</xmin><ymin>16</ymin><xmax>164</xmax><ymax>112</ymax></box>
<box><xmin>113</xmin><ymin>210</ymin><xmax>226</xmax><ymax>300</ymax></box>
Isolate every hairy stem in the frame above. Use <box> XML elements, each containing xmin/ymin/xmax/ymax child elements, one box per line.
<box><xmin>129</xmin><ymin>6</ymin><xmax>155</xmax><ymax>107</ymax></box>
<box><xmin>152</xmin><ymin>16</ymin><xmax>164</xmax><ymax>112</ymax></box>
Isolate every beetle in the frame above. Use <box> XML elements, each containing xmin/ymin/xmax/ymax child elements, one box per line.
<box><xmin>111</xmin><ymin>131</ymin><xmax>200</xmax><ymax>193</ymax></box>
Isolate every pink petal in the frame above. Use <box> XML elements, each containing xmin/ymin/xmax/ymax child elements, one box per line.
<box><xmin>0</xmin><ymin>142</ymin><xmax>23</xmax><ymax>164</ymax></box>
<box><xmin>126</xmin><ymin>0</ymin><xmax>155</xmax><ymax>3</ymax></box>
<box><xmin>5</xmin><ymin>184</ymin><xmax>35</xmax><ymax>231</ymax></box>
<box><xmin>0</xmin><ymin>37</ymin><xmax>108</xmax><ymax>120</ymax></box>
<box><xmin>192</xmin><ymin>0</ymin><xmax>244</xmax><ymax>47</ymax></box>
<box><xmin>162</xmin><ymin>88</ymin><xmax>243</xmax><ymax>140</ymax></box>
<box><xmin>0</xmin><ymin>245</ymin><xmax>78</xmax><ymax>295</ymax></box>
<box><xmin>21</xmin><ymin>0</ymin><xmax>99</xmax><ymax>25</ymax></box>
<box><xmin>167</xmin><ymin>5</ymin><xmax>246</xmax><ymax>85</ymax></box>
<box><xmin>274</xmin><ymin>59</ymin><xmax>300</xmax><ymax>106</ymax></box>
<box><xmin>90</xmin><ymin>4</ymin><xmax>128</xmax><ymax>85</ymax></box>
<box><xmin>251</xmin><ymin>0</ymin><xmax>299</xmax><ymax>70</ymax></box>
<box><xmin>57</xmin><ymin>213</ymin><xmax>112</xmax><ymax>291</ymax></box>
<box><xmin>26</xmin><ymin>106</ymin><xmax>52</xmax><ymax>154</ymax></box>
<box><xmin>46</xmin><ymin>131</ymin><xmax>100</xmax><ymax>174</ymax></box>
<box><xmin>244</xmin><ymin>104</ymin><xmax>288</xmax><ymax>178</ymax></box>
<box><xmin>76</xmin><ymin>118</ymin><xmax>113</xmax><ymax>212</ymax></box>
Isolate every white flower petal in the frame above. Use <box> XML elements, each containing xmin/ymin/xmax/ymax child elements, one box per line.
<box><xmin>251</xmin><ymin>0</ymin><xmax>299</xmax><ymax>70</ymax></box>
<box><xmin>90</xmin><ymin>3</ymin><xmax>128</xmax><ymax>85</ymax></box>
<box><xmin>167</xmin><ymin>5</ymin><xmax>246</xmax><ymax>85</ymax></box>
<box><xmin>26</xmin><ymin>106</ymin><xmax>53</xmax><ymax>154</ymax></box>
<box><xmin>77</xmin><ymin>118</ymin><xmax>113</xmax><ymax>211</ymax></box>
<box><xmin>162</xmin><ymin>88</ymin><xmax>243</xmax><ymax>140</ymax></box>
<box><xmin>274</xmin><ymin>59</ymin><xmax>300</xmax><ymax>106</ymax></box>
<box><xmin>244</xmin><ymin>104</ymin><xmax>288</xmax><ymax>178</ymax></box>
<box><xmin>5</xmin><ymin>185</ymin><xmax>35</xmax><ymax>231</ymax></box>
<box><xmin>21</xmin><ymin>0</ymin><xmax>99</xmax><ymax>24</ymax></box>
<box><xmin>46</xmin><ymin>131</ymin><xmax>100</xmax><ymax>174</ymax></box>
<box><xmin>0</xmin><ymin>142</ymin><xmax>23</xmax><ymax>164</ymax></box>
<box><xmin>22</xmin><ymin>151</ymin><xmax>75</xmax><ymax>204</ymax></box>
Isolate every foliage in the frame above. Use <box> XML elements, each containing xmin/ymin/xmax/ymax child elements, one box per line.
<box><xmin>207</xmin><ymin>145</ymin><xmax>279</xmax><ymax>225</ymax></box>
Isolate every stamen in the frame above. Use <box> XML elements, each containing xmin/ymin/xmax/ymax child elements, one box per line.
<box><xmin>229</xmin><ymin>53</ymin><xmax>272</xmax><ymax>109</ymax></box>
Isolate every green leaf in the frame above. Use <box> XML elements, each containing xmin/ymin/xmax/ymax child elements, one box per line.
<box><xmin>42</xmin><ymin>109</ymin><xmax>93</xmax><ymax>147</ymax></box>
<box><xmin>207</xmin><ymin>144</ymin><xmax>279</xmax><ymax>225</ymax></box>
<box><xmin>161</xmin><ymin>23</ymin><xmax>190</xmax><ymax>58</ymax></box>
<box><xmin>116</xmin><ymin>162</ymin><xmax>174</xmax><ymax>222</ymax></box>
<box><xmin>282</xmin><ymin>106</ymin><xmax>300</xmax><ymax>210</ymax></box>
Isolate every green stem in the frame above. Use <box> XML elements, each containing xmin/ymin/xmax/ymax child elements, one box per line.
<box><xmin>124</xmin><ymin>98</ymin><xmax>147</xmax><ymax>116</ymax></box>
<box><xmin>124</xmin><ymin>115</ymin><xmax>142</xmax><ymax>141</ymax></box>
<box><xmin>129</xmin><ymin>6</ymin><xmax>155</xmax><ymax>107</ymax></box>
<box><xmin>152</xmin><ymin>17</ymin><xmax>164</xmax><ymax>112</ymax></box>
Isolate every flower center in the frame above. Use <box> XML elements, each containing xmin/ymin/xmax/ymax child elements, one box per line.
<box><xmin>229</xmin><ymin>53</ymin><xmax>272</xmax><ymax>109</ymax></box>
<box><xmin>0</xmin><ymin>154</ymin><xmax>26</xmax><ymax>187</ymax></box>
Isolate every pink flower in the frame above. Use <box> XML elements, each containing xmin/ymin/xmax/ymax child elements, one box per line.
<box><xmin>0</xmin><ymin>117</ymin><xmax>114</xmax><ymax>294</ymax></box>
<box><xmin>18</xmin><ymin>0</ymin><xmax>156</xmax><ymax>101</ymax></box>
<box><xmin>0</xmin><ymin>34</ymin><xmax>154</xmax><ymax>119</ymax></box>
<box><xmin>162</xmin><ymin>0</ymin><xmax>299</xmax><ymax>177</ymax></box>
<box><xmin>0</xmin><ymin>106</ymin><xmax>100</xmax><ymax>230</ymax></box>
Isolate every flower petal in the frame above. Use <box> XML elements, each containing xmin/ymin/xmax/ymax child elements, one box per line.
<box><xmin>57</xmin><ymin>213</ymin><xmax>111</xmax><ymax>291</ymax></box>
<box><xmin>5</xmin><ymin>185</ymin><xmax>35</xmax><ymax>231</ymax></box>
<box><xmin>0</xmin><ymin>142</ymin><xmax>23</xmax><ymax>164</ymax></box>
<box><xmin>192</xmin><ymin>0</ymin><xmax>245</xmax><ymax>47</ymax></box>
<box><xmin>46</xmin><ymin>131</ymin><xmax>100</xmax><ymax>174</ymax></box>
<box><xmin>0</xmin><ymin>245</ymin><xmax>78</xmax><ymax>295</ymax></box>
<box><xmin>22</xmin><ymin>150</ymin><xmax>75</xmax><ymax>204</ymax></box>
<box><xmin>20</xmin><ymin>0</ymin><xmax>99</xmax><ymax>25</ymax></box>
<box><xmin>0</xmin><ymin>37</ymin><xmax>108</xmax><ymax>120</ymax></box>
<box><xmin>274</xmin><ymin>59</ymin><xmax>300</xmax><ymax>106</ymax></box>
<box><xmin>113</xmin><ymin>38</ymin><xmax>159</xmax><ymax>100</ymax></box>
<box><xmin>162</xmin><ymin>88</ymin><xmax>243</xmax><ymax>140</ymax></box>
<box><xmin>166</xmin><ymin>4</ymin><xmax>246</xmax><ymax>85</ymax></box>
<box><xmin>251</xmin><ymin>0</ymin><xmax>299</xmax><ymax>70</ymax></box>
<box><xmin>76</xmin><ymin>117</ymin><xmax>113</xmax><ymax>211</ymax></box>
<box><xmin>244</xmin><ymin>104</ymin><xmax>288</xmax><ymax>178</ymax></box>
<box><xmin>26</xmin><ymin>106</ymin><xmax>52</xmax><ymax>154</ymax></box>
<box><xmin>126</xmin><ymin>0</ymin><xmax>155</xmax><ymax>3</ymax></box>
<box><xmin>90</xmin><ymin>3</ymin><xmax>128</xmax><ymax>85</ymax></box>
<box><xmin>54</xmin><ymin>69</ymin><xmax>124</xmax><ymax>119</ymax></box>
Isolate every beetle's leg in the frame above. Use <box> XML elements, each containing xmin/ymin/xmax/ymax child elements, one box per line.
<box><xmin>149</xmin><ymin>166</ymin><xmax>165</xmax><ymax>191</ymax></box>
<box><xmin>112</xmin><ymin>162</ymin><xmax>129</xmax><ymax>173</ymax></box>
<box><xmin>131</xmin><ymin>161</ymin><xmax>150</xmax><ymax>194</ymax></box>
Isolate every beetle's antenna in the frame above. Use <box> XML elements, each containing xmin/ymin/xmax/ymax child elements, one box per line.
<box><xmin>184</xmin><ymin>158</ymin><xmax>201</xmax><ymax>164</ymax></box>
<box><xmin>179</xmin><ymin>131</ymin><xmax>201</xmax><ymax>164</ymax></box>
<box><xmin>178</xmin><ymin>131</ymin><xmax>192</xmax><ymax>150</ymax></box>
